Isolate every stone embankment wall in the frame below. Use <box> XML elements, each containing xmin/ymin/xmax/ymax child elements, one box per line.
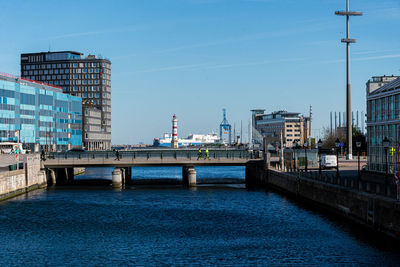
<box><xmin>0</xmin><ymin>154</ymin><xmax>46</xmax><ymax>201</ymax></box>
<box><xmin>246</xmin><ymin>161</ymin><xmax>400</xmax><ymax>240</ymax></box>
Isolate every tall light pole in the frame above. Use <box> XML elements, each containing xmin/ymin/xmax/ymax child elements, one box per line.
<box><xmin>335</xmin><ymin>0</ymin><xmax>362</xmax><ymax>160</ymax></box>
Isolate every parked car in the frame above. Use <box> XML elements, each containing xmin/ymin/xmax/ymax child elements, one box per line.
<box><xmin>321</xmin><ymin>155</ymin><xmax>337</xmax><ymax>169</ymax></box>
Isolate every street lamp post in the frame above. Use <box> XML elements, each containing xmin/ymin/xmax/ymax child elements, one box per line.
<box><xmin>356</xmin><ymin>138</ymin><xmax>362</xmax><ymax>189</ymax></box>
<box><xmin>383</xmin><ymin>137</ymin><xmax>390</xmax><ymax>196</ymax></box>
<box><xmin>318</xmin><ymin>139</ymin><xmax>323</xmax><ymax>177</ymax></box>
<box><xmin>293</xmin><ymin>142</ymin><xmax>297</xmax><ymax>172</ymax></box>
<box><xmin>335</xmin><ymin>0</ymin><xmax>363</xmax><ymax>160</ymax></box>
<box><xmin>304</xmin><ymin>141</ymin><xmax>308</xmax><ymax>172</ymax></box>
<box><xmin>335</xmin><ymin>138</ymin><xmax>340</xmax><ymax>178</ymax></box>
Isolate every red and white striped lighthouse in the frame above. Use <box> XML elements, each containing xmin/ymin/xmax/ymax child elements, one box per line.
<box><xmin>171</xmin><ymin>114</ymin><xmax>179</xmax><ymax>148</ymax></box>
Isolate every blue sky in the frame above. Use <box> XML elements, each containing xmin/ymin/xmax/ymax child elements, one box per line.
<box><xmin>0</xmin><ymin>0</ymin><xmax>399</xmax><ymax>144</ymax></box>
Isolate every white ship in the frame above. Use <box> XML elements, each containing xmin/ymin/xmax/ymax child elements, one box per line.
<box><xmin>153</xmin><ymin>133</ymin><xmax>220</xmax><ymax>147</ymax></box>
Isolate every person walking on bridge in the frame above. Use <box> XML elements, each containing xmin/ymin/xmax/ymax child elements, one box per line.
<box><xmin>114</xmin><ymin>149</ymin><xmax>120</xmax><ymax>161</ymax></box>
<box><xmin>197</xmin><ymin>148</ymin><xmax>203</xmax><ymax>160</ymax></box>
<box><xmin>204</xmin><ymin>147</ymin><xmax>209</xmax><ymax>160</ymax></box>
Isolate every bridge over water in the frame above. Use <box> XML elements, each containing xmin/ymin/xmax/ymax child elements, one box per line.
<box><xmin>42</xmin><ymin>149</ymin><xmax>273</xmax><ymax>187</ymax></box>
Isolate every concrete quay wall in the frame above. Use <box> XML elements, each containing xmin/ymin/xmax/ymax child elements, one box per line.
<box><xmin>0</xmin><ymin>154</ymin><xmax>46</xmax><ymax>201</ymax></box>
<box><xmin>268</xmin><ymin>170</ymin><xmax>400</xmax><ymax>239</ymax></box>
<box><xmin>246</xmin><ymin>161</ymin><xmax>400</xmax><ymax>240</ymax></box>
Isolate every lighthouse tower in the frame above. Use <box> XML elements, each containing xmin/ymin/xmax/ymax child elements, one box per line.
<box><xmin>171</xmin><ymin>114</ymin><xmax>179</xmax><ymax>148</ymax></box>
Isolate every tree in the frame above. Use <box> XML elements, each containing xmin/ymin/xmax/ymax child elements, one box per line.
<box><xmin>321</xmin><ymin>127</ymin><xmax>345</xmax><ymax>149</ymax></box>
<box><xmin>321</xmin><ymin>126</ymin><xmax>366</xmax><ymax>152</ymax></box>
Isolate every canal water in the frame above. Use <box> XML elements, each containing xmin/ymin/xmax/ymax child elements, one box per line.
<box><xmin>0</xmin><ymin>166</ymin><xmax>399</xmax><ymax>266</ymax></box>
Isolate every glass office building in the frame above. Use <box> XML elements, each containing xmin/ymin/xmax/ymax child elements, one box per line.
<box><xmin>0</xmin><ymin>73</ymin><xmax>82</xmax><ymax>152</ymax></box>
<box><xmin>367</xmin><ymin>77</ymin><xmax>400</xmax><ymax>173</ymax></box>
<box><xmin>20</xmin><ymin>51</ymin><xmax>111</xmax><ymax>150</ymax></box>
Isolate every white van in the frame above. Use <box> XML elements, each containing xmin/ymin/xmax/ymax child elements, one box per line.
<box><xmin>321</xmin><ymin>155</ymin><xmax>337</xmax><ymax>169</ymax></box>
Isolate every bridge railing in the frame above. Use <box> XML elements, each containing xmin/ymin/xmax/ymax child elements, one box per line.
<box><xmin>47</xmin><ymin>149</ymin><xmax>262</xmax><ymax>161</ymax></box>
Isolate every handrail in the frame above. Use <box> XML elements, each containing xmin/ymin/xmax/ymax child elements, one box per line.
<box><xmin>46</xmin><ymin>149</ymin><xmax>260</xmax><ymax>161</ymax></box>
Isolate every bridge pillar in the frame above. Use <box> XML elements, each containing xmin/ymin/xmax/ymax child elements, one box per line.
<box><xmin>112</xmin><ymin>168</ymin><xmax>123</xmax><ymax>188</ymax></box>
<box><xmin>46</xmin><ymin>169</ymin><xmax>56</xmax><ymax>186</ymax></box>
<box><xmin>54</xmin><ymin>168</ymin><xmax>74</xmax><ymax>185</ymax></box>
<box><xmin>67</xmin><ymin>168</ymin><xmax>74</xmax><ymax>184</ymax></box>
<box><xmin>182</xmin><ymin>166</ymin><xmax>196</xmax><ymax>187</ymax></box>
<box><xmin>121</xmin><ymin>168</ymin><xmax>126</xmax><ymax>185</ymax></box>
<box><xmin>124</xmin><ymin>167</ymin><xmax>132</xmax><ymax>185</ymax></box>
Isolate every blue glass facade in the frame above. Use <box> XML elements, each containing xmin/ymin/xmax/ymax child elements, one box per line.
<box><xmin>0</xmin><ymin>73</ymin><xmax>82</xmax><ymax>151</ymax></box>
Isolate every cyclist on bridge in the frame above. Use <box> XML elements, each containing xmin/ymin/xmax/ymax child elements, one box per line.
<box><xmin>197</xmin><ymin>148</ymin><xmax>203</xmax><ymax>160</ymax></box>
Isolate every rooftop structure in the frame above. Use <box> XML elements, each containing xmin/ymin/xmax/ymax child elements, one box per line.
<box><xmin>366</xmin><ymin>75</ymin><xmax>400</xmax><ymax>95</ymax></box>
